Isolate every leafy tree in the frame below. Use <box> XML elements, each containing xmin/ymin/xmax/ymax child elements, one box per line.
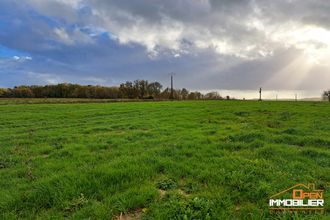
<box><xmin>180</xmin><ymin>88</ymin><xmax>189</xmax><ymax>100</ymax></box>
<box><xmin>204</xmin><ymin>91</ymin><xmax>222</xmax><ymax>100</ymax></box>
<box><xmin>147</xmin><ymin>82</ymin><xmax>162</xmax><ymax>98</ymax></box>
<box><xmin>0</xmin><ymin>81</ymin><xmax>233</xmax><ymax>101</ymax></box>
<box><xmin>9</xmin><ymin>86</ymin><xmax>34</xmax><ymax>98</ymax></box>
<box><xmin>188</xmin><ymin>91</ymin><xmax>203</xmax><ymax>100</ymax></box>
<box><xmin>0</xmin><ymin>88</ymin><xmax>7</xmax><ymax>97</ymax></box>
<box><xmin>120</xmin><ymin>81</ymin><xmax>136</xmax><ymax>99</ymax></box>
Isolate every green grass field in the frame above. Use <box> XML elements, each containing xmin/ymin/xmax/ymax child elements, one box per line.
<box><xmin>0</xmin><ymin>100</ymin><xmax>329</xmax><ymax>219</ymax></box>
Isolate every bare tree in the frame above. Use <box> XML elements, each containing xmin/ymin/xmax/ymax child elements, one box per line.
<box><xmin>323</xmin><ymin>90</ymin><xmax>330</xmax><ymax>101</ymax></box>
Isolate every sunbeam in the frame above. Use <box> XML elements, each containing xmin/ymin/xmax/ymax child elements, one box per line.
<box><xmin>264</xmin><ymin>53</ymin><xmax>314</xmax><ymax>89</ymax></box>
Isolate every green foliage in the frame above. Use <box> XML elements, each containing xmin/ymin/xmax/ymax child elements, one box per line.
<box><xmin>157</xmin><ymin>178</ymin><xmax>178</xmax><ymax>190</ymax></box>
<box><xmin>0</xmin><ymin>100</ymin><xmax>329</xmax><ymax>219</ymax></box>
<box><xmin>64</xmin><ymin>193</ymin><xmax>88</xmax><ymax>213</ymax></box>
<box><xmin>0</xmin><ymin>82</ymin><xmax>220</xmax><ymax>100</ymax></box>
<box><xmin>0</xmin><ymin>88</ymin><xmax>7</xmax><ymax>97</ymax></box>
<box><xmin>146</xmin><ymin>196</ymin><xmax>213</xmax><ymax>220</ymax></box>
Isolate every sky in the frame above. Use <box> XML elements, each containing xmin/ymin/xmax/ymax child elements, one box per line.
<box><xmin>0</xmin><ymin>0</ymin><xmax>330</xmax><ymax>97</ymax></box>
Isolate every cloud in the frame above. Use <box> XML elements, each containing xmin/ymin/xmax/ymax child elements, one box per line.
<box><xmin>13</xmin><ymin>56</ymin><xmax>32</xmax><ymax>61</ymax></box>
<box><xmin>53</xmin><ymin>27</ymin><xmax>93</xmax><ymax>45</ymax></box>
<box><xmin>0</xmin><ymin>0</ymin><xmax>330</xmax><ymax>93</ymax></box>
<box><xmin>23</xmin><ymin>0</ymin><xmax>330</xmax><ymax>60</ymax></box>
<box><xmin>26</xmin><ymin>71</ymin><xmax>62</xmax><ymax>84</ymax></box>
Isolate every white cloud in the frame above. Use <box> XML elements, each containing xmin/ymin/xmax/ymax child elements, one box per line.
<box><xmin>26</xmin><ymin>72</ymin><xmax>62</xmax><ymax>84</ymax></box>
<box><xmin>13</xmin><ymin>56</ymin><xmax>33</xmax><ymax>61</ymax></box>
<box><xmin>54</xmin><ymin>27</ymin><xmax>73</xmax><ymax>45</ymax></box>
<box><xmin>53</xmin><ymin>27</ymin><xmax>93</xmax><ymax>45</ymax></box>
<box><xmin>23</xmin><ymin>0</ymin><xmax>330</xmax><ymax>61</ymax></box>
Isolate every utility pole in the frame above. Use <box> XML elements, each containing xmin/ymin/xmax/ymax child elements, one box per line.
<box><xmin>276</xmin><ymin>94</ymin><xmax>278</xmax><ymax>101</ymax></box>
<box><xmin>295</xmin><ymin>94</ymin><xmax>297</xmax><ymax>101</ymax></box>
<box><xmin>259</xmin><ymin>87</ymin><xmax>262</xmax><ymax>101</ymax></box>
<box><xmin>169</xmin><ymin>73</ymin><xmax>175</xmax><ymax>100</ymax></box>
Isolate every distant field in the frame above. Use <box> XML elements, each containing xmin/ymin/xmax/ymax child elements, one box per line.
<box><xmin>0</xmin><ymin>100</ymin><xmax>329</xmax><ymax>219</ymax></box>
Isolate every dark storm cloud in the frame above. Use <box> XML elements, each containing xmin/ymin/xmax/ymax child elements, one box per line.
<box><xmin>0</xmin><ymin>0</ymin><xmax>330</xmax><ymax>91</ymax></box>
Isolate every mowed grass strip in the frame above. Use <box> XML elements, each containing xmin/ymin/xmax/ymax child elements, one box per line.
<box><xmin>0</xmin><ymin>101</ymin><xmax>329</xmax><ymax>219</ymax></box>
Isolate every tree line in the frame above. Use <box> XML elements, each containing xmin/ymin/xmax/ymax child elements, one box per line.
<box><xmin>0</xmin><ymin>80</ymin><xmax>225</xmax><ymax>100</ymax></box>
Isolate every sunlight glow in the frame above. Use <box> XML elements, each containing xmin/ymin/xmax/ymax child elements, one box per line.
<box><xmin>276</xmin><ymin>26</ymin><xmax>330</xmax><ymax>65</ymax></box>
<box><xmin>264</xmin><ymin>53</ymin><xmax>314</xmax><ymax>89</ymax></box>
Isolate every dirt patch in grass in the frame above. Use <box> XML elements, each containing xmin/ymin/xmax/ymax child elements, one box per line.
<box><xmin>159</xmin><ymin>189</ymin><xmax>166</xmax><ymax>199</ymax></box>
